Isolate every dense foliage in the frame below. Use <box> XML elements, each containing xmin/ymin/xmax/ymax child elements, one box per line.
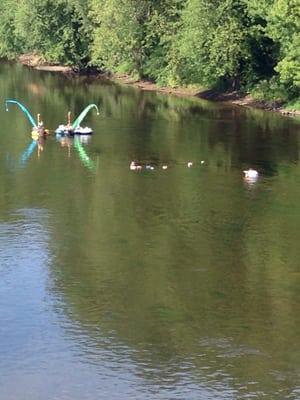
<box><xmin>0</xmin><ymin>0</ymin><xmax>299</xmax><ymax>102</ymax></box>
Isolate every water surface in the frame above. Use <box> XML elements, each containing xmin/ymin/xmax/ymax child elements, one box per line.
<box><xmin>0</xmin><ymin>61</ymin><xmax>300</xmax><ymax>399</ymax></box>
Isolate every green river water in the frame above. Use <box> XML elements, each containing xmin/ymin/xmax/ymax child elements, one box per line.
<box><xmin>0</xmin><ymin>61</ymin><xmax>300</xmax><ymax>399</ymax></box>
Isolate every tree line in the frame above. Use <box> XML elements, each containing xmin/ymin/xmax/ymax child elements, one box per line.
<box><xmin>0</xmin><ymin>0</ymin><xmax>299</xmax><ymax>103</ymax></box>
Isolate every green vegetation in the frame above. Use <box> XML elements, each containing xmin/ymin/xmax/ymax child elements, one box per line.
<box><xmin>0</xmin><ymin>0</ymin><xmax>299</xmax><ymax>106</ymax></box>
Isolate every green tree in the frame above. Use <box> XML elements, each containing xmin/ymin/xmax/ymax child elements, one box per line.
<box><xmin>141</xmin><ymin>0</ymin><xmax>184</xmax><ymax>85</ymax></box>
<box><xmin>14</xmin><ymin>0</ymin><xmax>91</xmax><ymax>67</ymax></box>
<box><xmin>90</xmin><ymin>0</ymin><xmax>148</xmax><ymax>75</ymax></box>
<box><xmin>172</xmin><ymin>0</ymin><xmax>279</xmax><ymax>88</ymax></box>
<box><xmin>0</xmin><ymin>0</ymin><xmax>25</xmax><ymax>58</ymax></box>
<box><xmin>268</xmin><ymin>0</ymin><xmax>300</xmax><ymax>91</ymax></box>
<box><xmin>90</xmin><ymin>0</ymin><xmax>184</xmax><ymax>82</ymax></box>
<box><xmin>0</xmin><ymin>0</ymin><xmax>298</xmax><ymax>101</ymax></box>
<box><xmin>172</xmin><ymin>0</ymin><xmax>249</xmax><ymax>87</ymax></box>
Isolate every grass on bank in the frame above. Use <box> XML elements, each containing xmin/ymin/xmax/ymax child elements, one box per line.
<box><xmin>249</xmin><ymin>77</ymin><xmax>300</xmax><ymax>110</ymax></box>
<box><xmin>285</xmin><ymin>99</ymin><xmax>300</xmax><ymax>111</ymax></box>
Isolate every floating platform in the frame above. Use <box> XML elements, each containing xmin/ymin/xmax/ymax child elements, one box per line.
<box><xmin>55</xmin><ymin>125</ymin><xmax>93</xmax><ymax>136</ymax></box>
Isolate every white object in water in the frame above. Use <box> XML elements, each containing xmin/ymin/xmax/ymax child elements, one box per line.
<box><xmin>79</xmin><ymin>135</ymin><xmax>91</xmax><ymax>144</ymax></box>
<box><xmin>201</xmin><ymin>160</ymin><xmax>205</xmax><ymax>164</ymax></box>
<box><xmin>243</xmin><ymin>168</ymin><xmax>258</xmax><ymax>179</ymax></box>
<box><xmin>130</xmin><ymin>161</ymin><xmax>137</xmax><ymax>170</ymax></box>
<box><xmin>130</xmin><ymin>161</ymin><xmax>142</xmax><ymax>171</ymax></box>
<box><xmin>146</xmin><ymin>165</ymin><xmax>155</xmax><ymax>171</ymax></box>
<box><xmin>75</xmin><ymin>126</ymin><xmax>93</xmax><ymax>135</ymax></box>
<box><xmin>187</xmin><ymin>161</ymin><xmax>193</xmax><ymax>168</ymax></box>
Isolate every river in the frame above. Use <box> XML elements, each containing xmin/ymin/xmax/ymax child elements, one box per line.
<box><xmin>0</xmin><ymin>61</ymin><xmax>300</xmax><ymax>400</ymax></box>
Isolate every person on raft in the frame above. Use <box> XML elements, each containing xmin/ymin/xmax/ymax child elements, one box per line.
<box><xmin>35</xmin><ymin>114</ymin><xmax>46</xmax><ymax>135</ymax></box>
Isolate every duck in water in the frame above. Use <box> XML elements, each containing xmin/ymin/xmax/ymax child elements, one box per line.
<box><xmin>243</xmin><ymin>168</ymin><xmax>258</xmax><ymax>179</ymax></box>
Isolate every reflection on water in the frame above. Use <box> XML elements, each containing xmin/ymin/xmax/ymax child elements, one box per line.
<box><xmin>0</xmin><ymin>61</ymin><xmax>300</xmax><ymax>399</ymax></box>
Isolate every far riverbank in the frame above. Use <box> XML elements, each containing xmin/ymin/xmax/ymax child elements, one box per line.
<box><xmin>18</xmin><ymin>53</ymin><xmax>300</xmax><ymax>118</ymax></box>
